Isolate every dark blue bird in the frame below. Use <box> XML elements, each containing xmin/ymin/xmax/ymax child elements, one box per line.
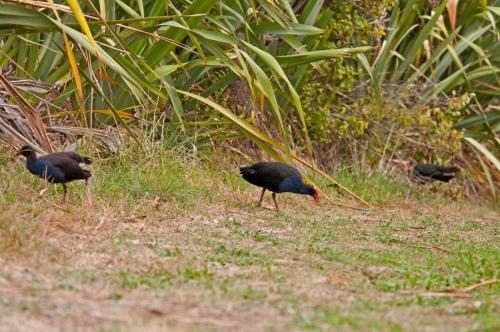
<box><xmin>240</xmin><ymin>161</ymin><xmax>320</xmax><ymax>211</ymax></box>
<box><xmin>17</xmin><ymin>145</ymin><xmax>92</xmax><ymax>203</ymax></box>
<box><xmin>412</xmin><ymin>163</ymin><xmax>460</xmax><ymax>183</ymax></box>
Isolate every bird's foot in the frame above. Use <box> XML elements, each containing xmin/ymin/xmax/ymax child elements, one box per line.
<box><xmin>85</xmin><ymin>188</ymin><xmax>92</xmax><ymax>206</ymax></box>
<box><xmin>262</xmin><ymin>205</ymin><xmax>279</xmax><ymax>212</ymax></box>
<box><xmin>83</xmin><ymin>189</ymin><xmax>92</xmax><ymax>206</ymax></box>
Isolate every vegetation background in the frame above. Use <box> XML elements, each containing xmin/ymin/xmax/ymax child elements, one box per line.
<box><xmin>0</xmin><ymin>0</ymin><xmax>498</xmax><ymax>331</ymax></box>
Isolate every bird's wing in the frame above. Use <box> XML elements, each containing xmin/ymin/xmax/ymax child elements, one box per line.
<box><xmin>249</xmin><ymin>162</ymin><xmax>299</xmax><ymax>191</ymax></box>
<box><xmin>434</xmin><ymin>165</ymin><xmax>459</xmax><ymax>174</ymax></box>
<box><xmin>47</xmin><ymin>151</ymin><xmax>91</xmax><ymax>165</ymax></box>
<box><xmin>413</xmin><ymin>163</ymin><xmax>458</xmax><ymax>182</ymax></box>
<box><xmin>39</xmin><ymin>155</ymin><xmax>83</xmax><ymax>179</ymax></box>
<box><xmin>260</xmin><ymin>162</ymin><xmax>298</xmax><ymax>177</ymax></box>
<box><xmin>413</xmin><ymin>164</ymin><xmax>435</xmax><ymax>176</ymax></box>
<box><xmin>414</xmin><ymin>164</ymin><xmax>459</xmax><ymax>176</ymax></box>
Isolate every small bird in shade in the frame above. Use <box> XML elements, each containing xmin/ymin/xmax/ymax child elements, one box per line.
<box><xmin>412</xmin><ymin>163</ymin><xmax>460</xmax><ymax>183</ymax></box>
<box><xmin>17</xmin><ymin>145</ymin><xmax>92</xmax><ymax>203</ymax></box>
<box><xmin>240</xmin><ymin>161</ymin><xmax>320</xmax><ymax>211</ymax></box>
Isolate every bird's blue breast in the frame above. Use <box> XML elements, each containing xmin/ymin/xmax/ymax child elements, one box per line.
<box><xmin>27</xmin><ymin>160</ymin><xmax>65</xmax><ymax>182</ymax></box>
<box><xmin>277</xmin><ymin>174</ymin><xmax>306</xmax><ymax>194</ymax></box>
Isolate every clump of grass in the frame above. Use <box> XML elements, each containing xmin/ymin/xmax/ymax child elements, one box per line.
<box><xmin>295</xmin><ymin>306</ymin><xmax>400</xmax><ymax>331</ymax></box>
<box><xmin>116</xmin><ymin>270</ymin><xmax>173</xmax><ymax>290</ymax></box>
<box><xmin>221</xmin><ymin>285</ymin><xmax>268</xmax><ymax>301</ymax></box>
<box><xmin>320</xmin><ymin>169</ymin><xmax>418</xmax><ymax>204</ymax></box>
<box><xmin>351</xmin><ymin>244</ymin><xmax>499</xmax><ymax>293</ymax></box>
<box><xmin>317</xmin><ymin>168</ymin><xmax>470</xmax><ymax>206</ymax></box>
<box><xmin>210</xmin><ymin>244</ymin><xmax>268</xmax><ymax>266</ymax></box>
<box><xmin>0</xmin><ymin>209</ymin><xmax>51</xmax><ymax>260</ymax></box>
<box><xmin>114</xmin><ymin>265</ymin><xmax>214</xmax><ymax>290</ymax></box>
<box><xmin>95</xmin><ymin>150</ymin><xmax>203</xmax><ymax>204</ymax></box>
<box><xmin>85</xmin><ymin>141</ymin><xmax>238</xmax><ymax>213</ymax></box>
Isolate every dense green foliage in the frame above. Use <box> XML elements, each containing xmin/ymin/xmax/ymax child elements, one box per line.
<box><xmin>0</xmin><ymin>0</ymin><xmax>367</xmax><ymax>165</ymax></box>
<box><xmin>301</xmin><ymin>0</ymin><xmax>393</xmax><ymax>149</ymax></box>
<box><xmin>302</xmin><ymin>0</ymin><xmax>498</xmax><ymax>164</ymax></box>
<box><xmin>298</xmin><ymin>0</ymin><xmax>498</xmax><ymax>197</ymax></box>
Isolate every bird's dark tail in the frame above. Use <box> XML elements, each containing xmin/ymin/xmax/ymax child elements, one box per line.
<box><xmin>83</xmin><ymin>170</ymin><xmax>92</xmax><ymax>179</ymax></box>
<box><xmin>436</xmin><ymin>166</ymin><xmax>459</xmax><ymax>174</ymax></box>
<box><xmin>82</xmin><ymin>157</ymin><xmax>92</xmax><ymax>165</ymax></box>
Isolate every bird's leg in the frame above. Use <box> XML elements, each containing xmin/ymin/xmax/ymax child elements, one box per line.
<box><xmin>258</xmin><ymin>188</ymin><xmax>266</xmax><ymax>207</ymax></box>
<box><xmin>62</xmin><ymin>183</ymin><xmax>68</xmax><ymax>204</ymax></box>
<box><xmin>39</xmin><ymin>174</ymin><xmax>49</xmax><ymax>196</ymax></box>
<box><xmin>85</xmin><ymin>178</ymin><xmax>92</xmax><ymax>205</ymax></box>
<box><xmin>272</xmin><ymin>192</ymin><xmax>279</xmax><ymax>212</ymax></box>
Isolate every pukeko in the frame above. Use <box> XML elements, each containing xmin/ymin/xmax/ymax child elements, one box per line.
<box><xmin>240</xmin><ymin>161</ymin><xmax>320</xmax><ymax>211</ymax></box>
<box><xmin>17</xmin><ymin>145</ymin><xmax>92</xmax><ymax>203</ymax></box>
<box><xmin>412</xmin><ymin>163</ymin><xmax>459</xmax><ymax>183</ymax></box>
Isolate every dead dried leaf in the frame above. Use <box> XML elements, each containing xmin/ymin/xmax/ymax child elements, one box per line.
<box><xmin>326</xmin><ymin>273</ymin><xmax>350</xmax><ymax>286</ymax></box>
<box><xmin>446</xmin><ymin>0</ymin><xmax>459</xmax><ymax>31</ymax></box>
<box><xmin>152</xmin><ymin>196</ymin><xmax>161</xmax><ymax>210</ymax></box>
<box><xmin>122</xmin><ymin>215</ymin><xmax>147</xmax><ymax>223</ymax></box>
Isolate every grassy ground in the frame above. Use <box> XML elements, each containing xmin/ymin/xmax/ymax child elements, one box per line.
<box><xmin>0</xmin><ymin>146</ymin><xmax>498</xmax><ymax>331</ymax></box>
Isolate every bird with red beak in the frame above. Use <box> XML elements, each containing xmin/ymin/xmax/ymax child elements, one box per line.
<box><xmin>240</xmin><ymin>161</ymin><xmax>320</xmax><ymax>211</ymax></box>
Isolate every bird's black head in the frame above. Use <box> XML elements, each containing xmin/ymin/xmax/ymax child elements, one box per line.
<box><xmin>16</xmin><ymin>145</ymin><xmax>36</xmax><ymax>157</ymax></box>
<box><xmin>303</xmin><ymin>184</ymin><xmax>320</xmax><ymax>205</ymax></box>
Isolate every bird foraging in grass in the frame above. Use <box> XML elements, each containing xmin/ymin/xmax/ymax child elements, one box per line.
<box><xmin>412</xmin><ymin>163</ymin><xmax>460</xmax><ymax>183</ymax></box>
<box><xmin>240</xmin><ymin>161</ymin><xmax>320</xmax><ymax>211</ymax></box>
<box><xmin>17</xmin><ymin>145</ymin><xmax>92</xmax><ymax>203</ymax></box>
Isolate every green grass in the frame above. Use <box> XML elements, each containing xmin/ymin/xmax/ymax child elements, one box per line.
<box><xmin>210</xmin><ymin>244</ymin><xmax>268</xmax><ymax>266</ymax></box>
<box><xmin>323</xmin><ymin>169</ymin><xmax>419</xmax><ymax>204</ymax></box>
<box><xmin>116</xmin><ymin>270</ymin><xmax>174</xmax><ymax>290</ymax></box>
<box><xmin>0</xmin><ymin>144</ymin><xmax>498</xmax><ymax>331</ymax></box>
<box><xmin>295</xmin><ymin>306</ymin><xmax>402</xmax><ymax>331</ymax></box>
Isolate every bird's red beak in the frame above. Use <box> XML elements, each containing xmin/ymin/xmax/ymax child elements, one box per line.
<box><xmin>312</xmin><ymin>187</ymin><xmax>320</xmax><ymax>206</ymax></box>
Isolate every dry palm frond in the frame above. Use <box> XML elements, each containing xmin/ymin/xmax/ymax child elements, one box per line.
<box><xmin>0</xmin><ymin>74</ymin><xmax>53</xmax><ymax>152</ymax></box>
